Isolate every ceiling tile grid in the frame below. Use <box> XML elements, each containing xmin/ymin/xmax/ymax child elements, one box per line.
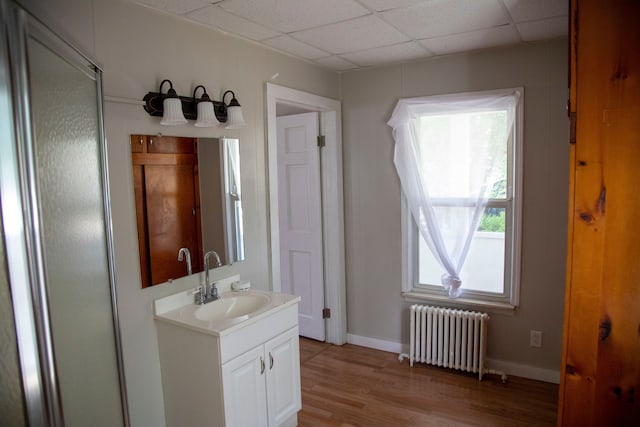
<box><xmin>315</xmin><ymin>56</ymin><xmax>359</xmax><ymax>71</ymax></box>
<box><xmin>291</xmin><ymin>14</ymin><xmax>410</xmax><ymax>54</ymax></box>
<box><xmin>134</xmin><ymin>0</ymin><xmax>212</xmax><ymax>15</ymax></box>
<box><xmin>218</xmin><ymin>0</ymin><xmax>370</xmax><ymax>33</ymax></box>
<box><xmin>341</xmin><ymin>41</ymin><xmax>431</xmax><ymax>67</ymax></box>
<box><xmin>359</xmin><ymin>0</ymin><xmax>429</xmax><ymax>13</ymax></box>
<box><xmin>263</xmin><ymin>35</ymin><xmax>330</xmax><ymax>59</ymax></box>
<box><xmin>187</xmin><ymin>5</ymin><xmax>280</xmax><ymax>41</ymax></box>
<box><xmin>419</xmin><ymin>24</ymin><xmax>520</xmax><ymax>55</ymax></box>
<box><xmin>131</xmin><ymin>0</ymin><xmax>569</xmax><ymax>71</ymax></box>
<box><xmin>380</xmin><ymin>0</ymin><xmax>511</xmax><ymax>40</ymax></box>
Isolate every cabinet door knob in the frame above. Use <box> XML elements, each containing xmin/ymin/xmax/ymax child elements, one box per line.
<box><xmin>138</xmin><ymin>137</ymin><xmax>143</xmax><ymax>145</ymax></box>
<box><xmin>260</xmin><ymin>357</ymin><xmax>265</xmax><ymax>375</ymax></box>
<box><xmin>269</xmin><ymin>352</ymin><xmax>274</xmax><ymax>370</ymax></box>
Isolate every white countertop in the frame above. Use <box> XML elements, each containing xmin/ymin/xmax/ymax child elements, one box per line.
<box><xmin>154</xmin><ymin>284</ymin><xmax>300</xmax><ymax>337</ymax></box>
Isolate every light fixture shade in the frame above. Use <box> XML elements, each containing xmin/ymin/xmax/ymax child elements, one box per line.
<box><xmin>195</xmin><ymin>101</ymin><xmax>219</xmax><ymax>127</ymax></box>
<box><xmin>225</xmin><ymin>105</ymin><xmax>246</xmax><ymax>129</ymax></box>
<box><xmin>222</xmin><ymin>90</ymin><xmax>246</xmax><ymax>129</ymax></box>
<box><xmin>160</xmin><ymin>97</ymin><xmax>187</xmax><ymax>126</ymax></box>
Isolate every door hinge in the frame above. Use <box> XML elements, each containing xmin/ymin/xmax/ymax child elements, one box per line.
<box><xmin>569</xmin><ymin>112</ymin><xmax>576</xmax><ymax>145</ymax></box>
<box><xmin>317</xmin><ymin>135</ymin><xmax>326</xmax><ymax>147</ymax></box>
<box><xmin>322</xmin><ymin>307</ymin><xmax>331</xmax><ymax>319</ymax></box>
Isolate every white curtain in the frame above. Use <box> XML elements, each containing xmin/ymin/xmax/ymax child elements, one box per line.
<box><xmin>388</xmin><ymin>90</ymin><xmax>520</xmax><ymax>298</ymax></box>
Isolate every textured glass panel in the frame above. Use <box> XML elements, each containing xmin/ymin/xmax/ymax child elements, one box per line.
<box><xmin>28</xmin><ymin>38</ymin><xmax>123</xmax><ymax>426</ymax></box>
<box><xmin>0</xmin><ymin>222</ymin><xmax>27</xmax><ymax>427</ymax></box>
<box><xmin>0</xmin><ymin>10</ymin><xmax>27</xmax><ymax>422</ymax></box>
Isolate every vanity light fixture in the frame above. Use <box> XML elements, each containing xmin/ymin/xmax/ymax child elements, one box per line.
<box><xmin>193</xmin><ymin>85</ymin><xmax>220</xmax><ymax>127</ymax></box>
<box><xmin>222</xmin><ymin>90</ymin><xmax>246</xmax><ymax>129</ymax></box>
<box><xmin>158</xmin><ymin>79</ymin><xmax>187</xmax><ymax>126</ymax></box>
<box><xmin>143</xmin><ymin>79</ymin><xmax>246</xmax><ymax>129</ymax></box>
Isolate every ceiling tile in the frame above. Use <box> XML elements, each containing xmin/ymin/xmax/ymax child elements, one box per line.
<box><xmin>502</xmin><ymin>0</ymin><xmax>568</xmax><ymax>23</ymax></box>
<box><xmin>342</xmin><ymin>41</ymin><xmax>431</xmax><ymax>67</ymax></box>
<box><xmin>219</xmin><ymin>0</ymin><xmax>370</xmax><ymax>33</ymax></box>
<box><xmin>516</xmin><ymin>16</ymin><xmax>567</xmax><ymax>41</ymax></box>
<box><xmin>419</xmin><ymin>25</ymin><xmax>520</xmax><ymax>55</ymax></box>
<box><xmin>314</xmin><ymin>56</ymin><xmax>359</xmax><ymax>71</ymax></box>
<box><xmin>128</xmin><ymin>0</ymin><xmax>568</xmax><ymax>71</ymax></box>
<box><xmin>292</xmin><ymin>15</ymin><xmax>409</xmax><ymax>54</ymax></box>
<box><xmin>381</xmin><ymin>0</ymin><xmax>509</xmax><ymax>39</ymax></box>
<box><xmin>133</xmin><ymin>0</ymin><xmax>211</xmax><ymax>15</ymax></box>
<box><xmin>358</xmin><ymin>0</ymin><xmax>427</xmax><ymax>12</ymax></box>
<box><xmin>263</xmin><ymin>35</ymin><xmax>329</xmax><ymax>59</ymax></box>
<box><xmin>187</xmin><ymin>5</ymin><xmax>280</xmax><ymax>40</ymax></box>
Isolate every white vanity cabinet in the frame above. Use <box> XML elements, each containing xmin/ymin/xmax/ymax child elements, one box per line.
<box><xmin>222</xmin><ymin>327</ymin><xmax>300</xmax><ymax>427</ymax></box>
<box><xmin>154</xmin><ymin>289</ymin><xmax>301</xmax><ymax>427</ymax></box>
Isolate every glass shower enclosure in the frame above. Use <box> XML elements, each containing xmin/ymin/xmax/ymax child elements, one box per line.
<box><xmin>0</xmin><ymin>2</ymin><xmax>129</xmax><ymax>426</ymax></box>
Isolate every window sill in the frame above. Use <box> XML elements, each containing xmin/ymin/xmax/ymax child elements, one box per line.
<box><xmin>402</xmin><ymin>291</ymin><xmax>517</xmax><ymax>316</ymax></box>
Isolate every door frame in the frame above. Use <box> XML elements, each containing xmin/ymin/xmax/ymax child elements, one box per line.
<box><xmin>265</xmin><ymin>82</ymin><xmax>346</xmax><ymax>345</ymax></box>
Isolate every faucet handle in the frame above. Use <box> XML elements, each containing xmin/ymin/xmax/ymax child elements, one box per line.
<box><xmin>191</xmin><ymin>286</ymin><xmax>206</xmax><ymax>304</ymax></box>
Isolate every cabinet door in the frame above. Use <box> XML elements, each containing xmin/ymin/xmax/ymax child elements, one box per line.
<box><xmin>222</xmin><ymin>345</ymin><xmax>268</xmax><ymax>427</ymax></box>
<box><xmin>265</xmin><ymin>327</ymin><xmax>301</xmax><ymax>426</ymax></box>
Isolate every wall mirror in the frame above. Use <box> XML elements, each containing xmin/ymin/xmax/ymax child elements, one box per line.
<box><xmin>130</xmin><ymin>134</ymin><xmax>244</xmax><ymax>288</ymax></box>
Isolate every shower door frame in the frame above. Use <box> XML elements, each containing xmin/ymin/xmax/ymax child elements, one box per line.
<box><xmin>0</xmin><ymin>2</ymin><xmax>130</xmax><ymax>425</ymax></box>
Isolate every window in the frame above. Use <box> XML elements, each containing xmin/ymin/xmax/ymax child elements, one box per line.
<box><xmin>391</xmin><ymin>88</ymin><xmax>523</xmax><ymax>309</ymax></box>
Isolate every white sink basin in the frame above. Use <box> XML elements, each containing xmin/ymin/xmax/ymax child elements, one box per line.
<box><xmin>194</xmin><ymin>293</ymin><xmax>271</xmax><ymax>322</ymax></box>
<box><xmin>154</xmin><ymin>285</ymin><xmax>300</xmax><ymax>336</ymax></box>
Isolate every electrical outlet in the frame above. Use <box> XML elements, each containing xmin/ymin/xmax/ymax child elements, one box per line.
<box><xmin>530</xmin><ymin>330</ymin><xmax>543</xmax><ymax>348</ymax></box>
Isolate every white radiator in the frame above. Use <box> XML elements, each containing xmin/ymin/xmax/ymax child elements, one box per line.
<box><xmin>399</xmin><ymin>304</ymin><xmax>507</xmax><ymax>382</ymax></box>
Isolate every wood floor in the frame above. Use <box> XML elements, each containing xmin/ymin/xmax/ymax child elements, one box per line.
<box><xmin>298</xmin><ymin>338</ymin><xmax>558</xmax><ymax>426</ymax></box>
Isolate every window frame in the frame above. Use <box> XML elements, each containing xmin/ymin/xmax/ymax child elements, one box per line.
<box><xmin>401</xmin><ymin>87</ymin><xmax>524</xmax><ymax>312</ymax></box>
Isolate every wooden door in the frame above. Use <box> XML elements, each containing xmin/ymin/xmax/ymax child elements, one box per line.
<box><xmin>559</xmin><ymin>1</ymin><xmax>640</xmax><ymax>425</ymax></box>
<box><xmin>131</xmin><ymin>135</ymin><xmax>202</xmax><ymax>287</ymax></box>
<box><xmin>144</xmin><ymin>164</ymin><xmax>199</xmax><ymax>285</ymax></box>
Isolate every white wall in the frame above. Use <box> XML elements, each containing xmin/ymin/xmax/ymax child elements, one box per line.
<box><xmin>20</xmin><ymin>1</ymin><xmax>339</xmax><ymax>426</ymax></box>
<box><xmin>341</xmin><ymin>39</ymin><xmax>569</xmax><ymax>380</ymax></box>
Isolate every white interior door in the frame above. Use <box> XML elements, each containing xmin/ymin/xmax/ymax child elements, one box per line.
<box><xmin>277</xmin><ymin>112</ymin><xmax>325</xmax><ymax>341</ymax></box>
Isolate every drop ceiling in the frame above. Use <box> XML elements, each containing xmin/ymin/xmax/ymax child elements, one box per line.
<box><xmin>131</xmin><ymin>0</ymin><xmax>568</xmax><ymax>71</ymax></box>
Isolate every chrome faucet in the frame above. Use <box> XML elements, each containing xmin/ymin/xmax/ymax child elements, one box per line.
<box><xmin>177</xmin><ymin>247</ymin><xmax>192</xmax><ymax>275</ymax></box>
<box><xmin>195</xmin><ymin>250</ymin><xmax>222</xmax><ymax>305</ymax></box>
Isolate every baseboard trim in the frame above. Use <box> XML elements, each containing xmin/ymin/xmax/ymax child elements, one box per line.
<box><xmin>346</xmin><ymin>333</ymin><xmax>560</xmax><ymax>384</ymax></box>
<box><xmin>346</xmin><ymin>333</ymin><xmax>408</xmax><ymax>354</ymax></box>
<box><xmin>485</xmin><ymin>358</ymin><xmax>560</xmax><ymax>384</ymax></box>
